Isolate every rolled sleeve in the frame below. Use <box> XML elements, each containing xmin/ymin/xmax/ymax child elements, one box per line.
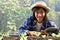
<box><xmin>19</xmin><ymin>28</ymin><xmax>29</xmax><ymax>34</ymax></box>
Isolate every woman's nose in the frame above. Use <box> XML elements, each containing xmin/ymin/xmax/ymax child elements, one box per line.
<box><xmin>38</xmin><ymin>13</ymin><xmax>42</xmax><ymax>17</ymax></box>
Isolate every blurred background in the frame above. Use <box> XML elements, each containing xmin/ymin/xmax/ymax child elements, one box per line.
<box><xmin>0</xmin><ymin>0</ymin><xmax>60</xmax><ymax>34</ymax></box>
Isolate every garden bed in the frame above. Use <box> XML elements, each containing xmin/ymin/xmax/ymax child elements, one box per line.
<box><xmin>2</xmin><ymin>36</ymin><xmax>60</xmax><ymax>40</ymax></box>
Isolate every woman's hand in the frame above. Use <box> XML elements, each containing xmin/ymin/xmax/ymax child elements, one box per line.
<box><xmin>27</xmin><ymin>31</ymin><xmax>37</xmax><ymax>36</ymax></box>
<box><xmin>41</xmin><ymin>30</ymin><xmax>48</xmax><ymax>35</ymax></box>
<box><xmin>26</xmin><ymin>30</ymin><xmax>48</xmax><ymax>36</ymax></box>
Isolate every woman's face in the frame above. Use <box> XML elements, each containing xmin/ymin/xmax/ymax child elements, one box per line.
<box><xmin>35</xmin><ymin>8</ymin><xmax>46</xmax><ymax>23</ymax></box>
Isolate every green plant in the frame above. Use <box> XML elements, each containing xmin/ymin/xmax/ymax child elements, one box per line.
<box><xmin>35</xmin><ymin>32</ymin><xmax>41</xmax><ymax>37</ymax></box>
<box><xmin>20</xmin><ymin>33</ymin><xmax>27</xmax><ymax>40</ymax></box>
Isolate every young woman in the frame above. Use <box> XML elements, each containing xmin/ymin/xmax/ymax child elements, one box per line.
<box><xmin>19</xmin><ymin>1</ymin><xmax>59</xmax><ymax>36</ymax></box>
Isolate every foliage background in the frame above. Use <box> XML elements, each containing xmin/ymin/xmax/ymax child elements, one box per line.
<box><xmin>0</xmin><ymin>0</ymin><xmax>60</xmax><ymax>34</ymax></box>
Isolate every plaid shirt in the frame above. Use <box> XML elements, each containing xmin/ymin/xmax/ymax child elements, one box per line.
<box><xmin>19</xmin><ymin>16</ymin><xmax>58</xmax><ymax>34</ymax></box>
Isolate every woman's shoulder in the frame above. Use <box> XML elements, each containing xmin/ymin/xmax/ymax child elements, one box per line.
<box><xmin>48</xmin><ymin>20</ymin><xmax>56</xmax><ymax>26</ymax></box>
<box><xmin>26</xmin><ymin>16</ymin><xmax>34</xmax><ymax>21</ymax></box>
<box><xmin>24</xmin><ymin>16</ymin><xmax>34</xmax><ymax>23</ymax></box>
<box><xmin>24</xmin><ymin>16</ymin><xmax>36</xmax><ymax>26</ymax></box>
<box><xmin>49</xmin><ymin>20</ymin><xmax>56</xmax><ymax>24</ymax></box>
<box><xmin>48</xmin><ymin>20</ymin><xmax>59</xmax><ymax>29</ymax></box>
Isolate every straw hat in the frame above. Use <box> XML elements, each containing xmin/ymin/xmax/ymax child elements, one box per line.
<box><xmin>31</xmin><ymin>1</ymin><xmax>50</xmax><ymax>13</ymax></box>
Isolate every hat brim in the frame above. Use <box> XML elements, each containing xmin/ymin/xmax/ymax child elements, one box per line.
<box><xmin>31</xmin><ymin>4</ymin><xmax>50</xmax><ymax>13</ymax></box>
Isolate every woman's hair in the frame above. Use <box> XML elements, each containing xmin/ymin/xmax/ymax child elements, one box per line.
<box><xmin>33</xmin><ymin>7</ymin><xmax>49</xmax><ymax>27</ymax></box>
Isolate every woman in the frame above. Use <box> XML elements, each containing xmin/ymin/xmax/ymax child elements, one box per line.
<box><xmin>19</xmin><ymin>1</ymin><xmax>59</xmax><ymax>36</ymax></box>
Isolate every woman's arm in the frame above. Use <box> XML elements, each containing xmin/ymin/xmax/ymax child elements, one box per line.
<box><xmin>18</xmin><ymin>19</ymin><xmax>30</xmax><ymax>35</ymax></box>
